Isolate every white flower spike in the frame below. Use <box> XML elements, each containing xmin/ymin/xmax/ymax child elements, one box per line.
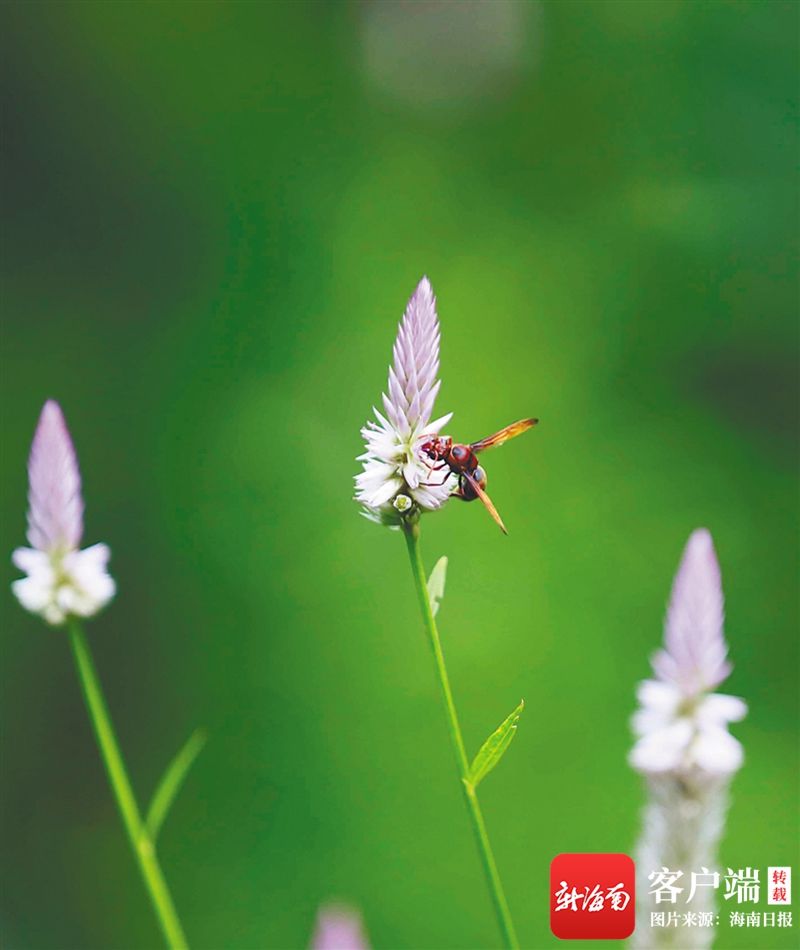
<box><xmin>355</xmin><ymin>277</ymin><xmax>456</xmax><ymax>524</ymax></box>
<box><xmin>630</xmin><ymin>530</ymin><xmax>748</xmax><ymax>950</ymax></box>
<box><xmin>12</xmin><ymin>400</ymin><xmax>115</xmax><ymax>626</ymax></box>
<box><xmin>629</xmin><ymin>529</ymin><xmax>747</xmax><ymax>778</ymax></box>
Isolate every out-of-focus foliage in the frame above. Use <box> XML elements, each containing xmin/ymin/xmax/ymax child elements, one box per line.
<box><xmin>1</xmin><ymin>3</ymin><xmax>797</xmax><ymax>948</ymax></box>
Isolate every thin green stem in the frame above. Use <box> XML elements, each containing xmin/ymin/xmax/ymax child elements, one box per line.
<box><xmin>68</xmin><ymin>621</ymin><xmax>188</xmax><ymax>950</ymax></box>
<box><xmin>402</xmin><ymin>521</ymin><xmax>519</xmax><ymax>950</ymax></box>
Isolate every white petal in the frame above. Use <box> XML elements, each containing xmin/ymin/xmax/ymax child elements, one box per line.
<box><xmin>691</xmin><ymin>726</ymin><xmax>744</xmax><ymax>774</ymax></box>
<box><xmin>411</xmin><ymin>479</ymin><xmax>453</xmax><ymax>509</ymax></box>
<box><xmin>371</xmin><ymin>406</ymin><xmax>393</xmax><ymax>430</ymax></box>
<box><xmin>423</xmin><ymin>412</ymin><xmax>453</xmax><ymax>435</ymax></box>
<box><xmin>696</xmin><ymin>693</ymin><xmax>748</xmax><ymax>727</ymax></box>
<box><xmin>631</xmin><ymin>706</ymin><xmax>673</xmax><ymax>738</ymax></box>
<box><xmin>636</xmin><ymin>679</ymin><xmax>682</xmax><ymax>715</ymax></box>
<box><xmin>12</xmin><ymin>547</ymin><xmax>51</xmax><ymax>575</ymax></box>
<box><xmin>56</xmin><ymin>584</ymin><xmax>79</xmax><ymax>613</ymax></box>
<box><xmin>76</xmin><ymin>541</ymin><xmax>110</xmax><ymax>566</ymax></box>
<box><xmin>12</xmin><ymin>576</ymin><xmax>53</xmax><ymax>613</ymax></box>
<box><xmin>64</xmin><ymin>546</ymin><xmax>116</xmax><ymax>614</ymax></box>
<box><xmin>403</xmin><ymin>459</ymin><xmax>423</xmax><ymax>489</ymax></box>
<box><xmin>364</xmin><ymin>475</ymin><xmax>403</xmax><ymax>508</ymax></box>
<box><xmin>355</xmin><ymin>461</ymin><xmax>397</xmax><ymax>495</ymax></box>
<box><xmin>43</xmin><ymin>603</ymin><xmax>67</xmax><ymax>625</ymax></box>
<box><xmin>629</xmin><ymin>718</ymin><xmax>694</xmax><ymax>773</ymax></box>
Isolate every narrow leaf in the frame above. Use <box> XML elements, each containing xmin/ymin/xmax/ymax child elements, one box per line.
<box><xmin>469</xmin><ymin>700</ymin><xmax>524</xmax><ymax>788</ymax></box>
<box><xmin>145</xmin><ymin>728</ymin><xmax>206</xmax><ymax>841</ymax></box>
<box><xmin>427</xmin><ymin>556</ymin><xmax>448</xmax><ymax>618</ymax></box>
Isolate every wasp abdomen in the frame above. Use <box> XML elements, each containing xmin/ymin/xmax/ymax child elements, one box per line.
<box><xmin>458</xmin><ymin>465</ymin><xmax>487</xmax><ymax>502</ymax></box>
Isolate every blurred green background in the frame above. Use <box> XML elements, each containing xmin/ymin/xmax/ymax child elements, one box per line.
<box><xmin>1</xmin><ymin>2</ymin><xmax>797</xmax><ymax>949</ymax></box>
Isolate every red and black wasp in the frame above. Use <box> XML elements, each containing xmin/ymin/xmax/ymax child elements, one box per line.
<box><xmin>420</xmin><ymin>418</ymin><xmax>538</xmax><ymax>534</ymax></box>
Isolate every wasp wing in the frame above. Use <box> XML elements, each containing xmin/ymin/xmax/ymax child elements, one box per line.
<box><xmin>470</xmin><ymin>418</ymin><xmax>538</xmax><ymax>454</ymax></box>
<box><xmin>461</xmin><ymin>470</ymin><xmax>508</xmax><ymax>535</ymax></box>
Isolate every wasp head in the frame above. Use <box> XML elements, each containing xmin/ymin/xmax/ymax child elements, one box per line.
<box><xmin>420</xmin><ymin>435</ymin><xmax>452</xmax><ymax>461</ymax></box>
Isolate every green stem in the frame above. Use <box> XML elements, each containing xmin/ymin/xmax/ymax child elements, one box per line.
<box><xmin>402</xmin><ymin>521</ymin><xmax>519</xmax><ymax>950</ymax></box>
<box><xmin>68</xmin><ymin>621</ymin><xmax>188</xmax><ymax>950</ymax></box>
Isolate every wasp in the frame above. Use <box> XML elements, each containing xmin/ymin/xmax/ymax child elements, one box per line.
<box><xmin>420</xmin><ymin>418</ymin><xmax>538</xmax><ymax>534</ymax></box>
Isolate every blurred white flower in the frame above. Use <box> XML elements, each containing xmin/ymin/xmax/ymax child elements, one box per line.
<box><xmin>629</xmin><ymin>529</ymin><xmax>747</xmax><ymax>778</ymax></box>
<box><xmin>355</xmin><ymin>277</ymin><xmax>456</xmax><ymax>524</ymax></box>
<box><xmin>630</xmin><ymin>529</ymin><xmax>747</xmax><ymax>950</ymax></box>
<box><xmin>12</xmin><ymin>400</ymin><xmax>115</xmax><ymax>626</ymax></box>
<box><xmin>311</xmin><ymin>904</ymin><xmax>369</xmax><ymax>950</ymax></box>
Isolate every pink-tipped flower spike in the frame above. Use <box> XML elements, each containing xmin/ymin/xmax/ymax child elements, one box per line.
<box><xmin>629</xmin><ymin>529</ymin><xmax>747</xmax><ymax>777</ymax></box>
<box><xmin>630</xmin><ymin>530</ymin><xmax>748</xmax><ymax>949</ymax></box>
<box><xmin>12</xmin><ymin>401</ymin><xmax>115</xmax><ymax>626</ymax></box>
<box><xmin>653</xmin><ymin>527</ymin><xmax>732</xmax><ymax>695</ymax></box>
<box><xmin>359</xmin><ymin>278</ymin><xmax>521</xmax><ymax>944</ymax></box>
<box><xmin>355</xmin><ymin>277</ymin><xmax>456</xmax><ymax>525</ymax></box>
<box><xmin>311</xmin><ymin>904</ymin><xmax>369</xmax><ymax>950</ymax></box>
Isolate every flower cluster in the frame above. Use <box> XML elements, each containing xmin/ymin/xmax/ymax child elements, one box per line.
<box><xmin>355</xmin><ymin>277</ymin><xmax>456</xmax><ymax>524</ymax></box>
<box><xmin>629</xmin><ymin>529</ymin><xmax>747</xmax><ymax>779</ymax></box>
<box><xmin>12</xmin><ymin>400</ymin><xmax>115</xmax><ymax>626</ymax></box>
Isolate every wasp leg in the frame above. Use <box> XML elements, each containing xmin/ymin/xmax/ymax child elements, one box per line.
<box><xmin>420</xmin><ymin>467</ymin><xmax>455</xmax><ymax>488</ymax></box>
<box><xmin>421</xmin><ymin>458</ymin><xmax>448</xmax><ymax>481</ymax></box>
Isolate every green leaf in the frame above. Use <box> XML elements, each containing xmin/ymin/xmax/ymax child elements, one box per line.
<box><xmin>145</xmin><ymin>728</ymin><xmax>206</xmax><ymax>841</ymax></box>
<box><xmin>427</xmin><ymin>556</ymin><xmax>448</xmax><ymax>617</ymax></box>
<box><xmin>468</xmin><ymin>700</ymin><xmax>524</xmax><ymax>788</ymax></box>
